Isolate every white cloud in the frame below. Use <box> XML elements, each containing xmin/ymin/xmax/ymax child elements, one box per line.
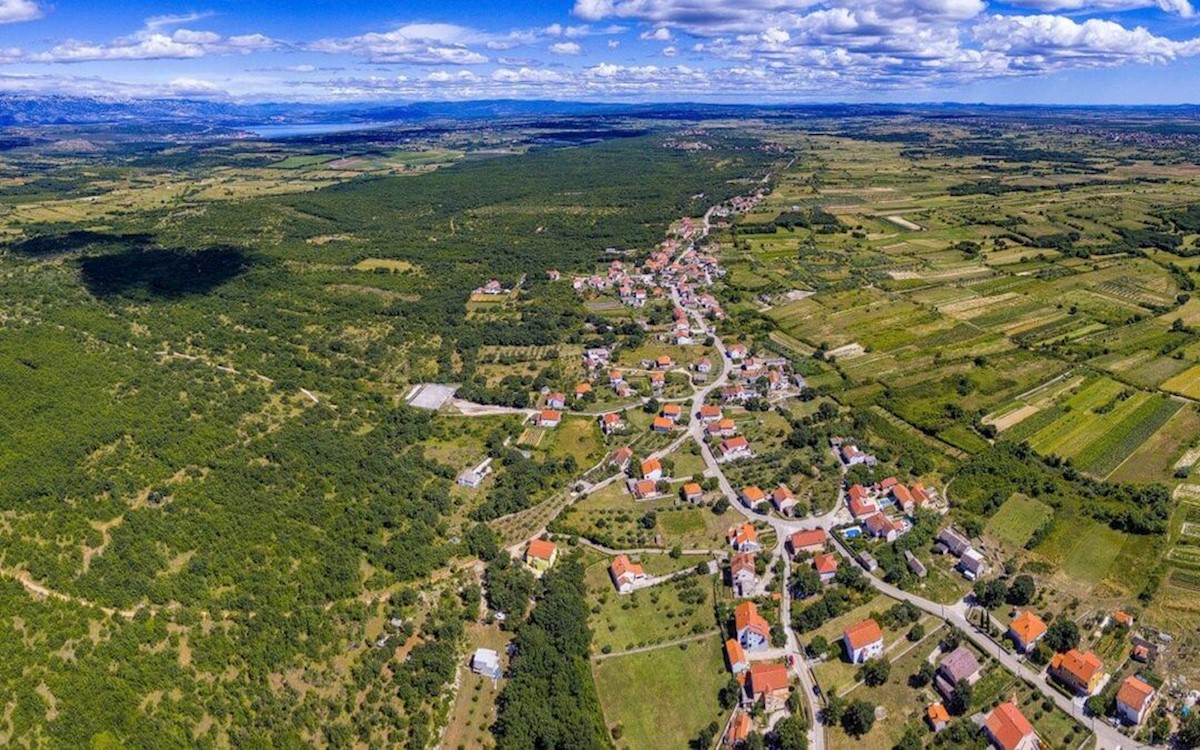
<box><xmin>1002</xmin><ymin>0</ymin><xmax>1194</xmax><ymax>16</ymax></box>
<box><xmin>144</xmin><ymin>12</ymin><xmax>215</xmax><ymax>31</ymax></box>
<box><xmin>662</xmin><ymin>45</ymin><xmax>678</xmax><ymax>56</ymax></box>
<box><xmin>974</xmin><ymin>13</ymin><xmax>1195</xmax><ymax>64</ymax></box>
<box><xmin>0</xmin><ymin>0</ymin><xmax>41</xmax><ymax>25</ymax></box>
<box><xmin>31</xmin><ymin>29</ymin><xmax>279</xmax><ymax>63</ymax></box>
<box><xmin>640</xmin><ymin>27</ymin><xmax>673</xmax><ymax>41</ymax></box>
<box><xmin>608</xmin><ymin>39</ymin><xmax>621</xmax><ymax>49</ymax></box>
<box><xmin>310</xmin><ymin>23</ymin><xmax>489</xmax><ymax>64</ymax></box>
<box><xmin>550</xmin><ymin>41</ymin><xmax>583</xmax><ymax>54</ymax></box>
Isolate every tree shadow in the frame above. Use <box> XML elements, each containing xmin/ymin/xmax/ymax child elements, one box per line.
<box><xmin>77</xmin><ymin>246</ymin><xmax>255</xmax><ymax>299</ymax></box>
<box><xmin>5</xmin><ymin>230</ymin><xmax>158</xmax><ymax>258</ymax></box>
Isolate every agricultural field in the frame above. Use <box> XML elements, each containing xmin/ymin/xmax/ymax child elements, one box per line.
<box><xmin>985</xmin><ymin>494</ymin><xmax>1053</xmax><ymax>549</ymax></box>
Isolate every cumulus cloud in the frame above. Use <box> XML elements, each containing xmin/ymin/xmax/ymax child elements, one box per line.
<box><xmin>550</xmin><ymin>40</ymin><xmax>583</xmax><ymax>54</ymax></box>
<box><xmin>310</xmin><ymin>23</ymin><xmax>489</xmax><ymax>64</ymax></box>
<box><xmin>975</xmin><ymin>13</ymin><xmax>1196</xmax><ymax>65</ymax></box>
<box><xmin>0</xmin><ymin>0</ymin><xmax>41</xmax><ymax>25</ymax></box>
<box><xmin>640</xmin><ymin>27</ymin><xmax>673</xmax><ymax>40</ymax></box>
<box><xmin>1002</xmin><ymin>0</ymin><xmax>1194</xmax><ymax>16</ymax></box>
<box><xmin>31</xmin><ymin>29</ymin><xmax>278</xmax><ymax>62</ymax></box>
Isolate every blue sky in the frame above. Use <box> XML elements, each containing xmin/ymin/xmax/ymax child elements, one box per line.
<box><xmin>0</xmin><ymin>0</ymin><xmax>1196</xmax><ymax>102</ymax></box>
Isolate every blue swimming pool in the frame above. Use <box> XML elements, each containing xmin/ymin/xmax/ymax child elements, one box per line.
<box><xmin>842</xmin><ymin>527</ymin><xmax>863</xmax><ymax>539</ymax></box>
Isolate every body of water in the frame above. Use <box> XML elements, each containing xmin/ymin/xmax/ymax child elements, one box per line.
<box><xmin>244</xmin><ymin>122</ymin><xmax>387</xmax><ymax>138</ymax></box>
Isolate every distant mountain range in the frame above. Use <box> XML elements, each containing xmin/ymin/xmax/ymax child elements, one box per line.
<box><xmin>1</xmin><ymin>94</ymin><xmax>1198</xmax><ymax>129</ymax></box>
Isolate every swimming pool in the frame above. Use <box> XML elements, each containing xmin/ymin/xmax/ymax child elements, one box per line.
<box><xmin>842</xmin><ymin>527</ymin><xmax>863</xmax><ymax>539</ymax></box>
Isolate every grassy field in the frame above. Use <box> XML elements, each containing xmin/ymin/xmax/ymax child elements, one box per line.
<box><xmin>592</xmin><ymin>635</ymin><xmax>730</xmax><ymax>750</ymax></box>
<box><xmin>986</xmin><ymin>494</ymin><xmax>1053</xmax><ymax>548</ymax></box>
<box><xmin>587</xmin><ymin>568</ymin><xmax>719</xmax><ymax>653</ymax></box>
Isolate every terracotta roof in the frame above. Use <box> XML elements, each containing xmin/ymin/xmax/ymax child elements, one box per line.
<box><xmin>729</xmin><ymin>522</ymin><xmax>759</xmax><ymax>546</ymax></box>
<box><xmin>601</xmin><ymin>412</ymin><xmax>622</xmax><ymax>425</ymax></box>
<box><xmin>526</xmin><ymin>539</ymin><xmax>557</xmax><ymax>561</ymax></box>
<box><xmin>879</xmin><ymin>477</ymin><xmax>898</xmax><ymax>490</ymax></box>
<box><xmin>844</xmin><ymin>619</ymin><xmax>883</xmax><ymax>651</ymax></box>
<box><xmin>652</xmin><ymin>416</ymin><xmax>674</xmax><ymax>430</ymax></box>
<box><xmin>539</xmin><ymin>409</ymin><xmax>561</xmax><ymax>422</ymax></box>
<box><xmin>727</xmin><ymin>711</ymin><xmax>752</xmax><ymax>743</ymax></box>
<box><xmin>662</xmin><ymin>403</ymin><xmax>683</xmax><ymax>417</ymax></box>
<box><xmin>741</xmin><ymin>485</ymin><xmax>766</xmax><ymax>503</ymax></box>
<box><xmin>611</xmin><ymin>446</ymin><xmax>632</xmax><ymax>463</ymax></box>
<box><xmin>725</xmin><ymin>638</ymin><xmax>747</xmax><ymax>668</ymax></box>
<box><xmin>864</xmin><ymin>512</ymin><xmax>897</xmax><ymax>535</ymax></box>
<box><xmin>634</xmin><ymin>479</ymin><xmax>657</xmax><ymax>497</ymax></box>
<box><xmin>721</xmin><ymin>436</ymin><xmax>750</xmax><ymax>452</ymax></box>
<box><xmin>1009</xmin><ymin>610</ymin><xmax>1047</xmax><ymax>644</ymax></box>
<box><xmin>1116</xmin><ymin>676</ymin><xmax>1155</xmax><ymax>713</ymax></box>
<box><xmin>748</xmin><ymin>662</ymin><xmax>789</xmax><ymax>696</ymax></box>
<box><xmin>642</xmin><ymin>458</ymin><xmax>662</xmax><ymax>475</ymax></box>
<box><xmin>912</xmin><ymin>482</ymin><xmax>929</xmax><ymax>502</ymax></box>
<box><xmin>734</xmin><ymin>601</ymin><xmax>769</xmax><ymax>637</ymax></box>
<box><xmin>893</xmin><ymin>485</ymin><xmax>914</xmax><ymax>505</ymax></box>
<box><xmin>682</xmin><ymin>482</ymin><xmax>703</xmax><ymax>497</ymax></box>
<box><xmin>700</xmin><ymin>405</ymin><xmax>722</xmax><ymax>417</ymax></box>
<box><xmin>574</xmin><ymin>382</ymin><xmax>592</xmax><ymax>394</ymax></box>
<box><xmin>985</xmin><ymin>702</ymin><xmax>1035</xmax><ymax>750</ymax></box>
<box><xmin>731</xmin><ymin>551</ymin><xmax>757</xmax><ymax>576</ymax></box>
<box><xmin>789</xmin><ymin>529</ymin><xmax>827</xmax><ymax>550</ymax></box>
<box><xmin>773</xmin><ymin>485</ymin><xmax>795</xmax><ymax>502</ymax></box>
<box><xmin>1050</xmin><ymin>650</ymin><xmax>1103</xmax><ymax>685</ymax></box>
<box><xmin>814</xmin><ymin>553</ymin><xmax>838</xmax><ymax>575</ymax></box>
<box><xmin>610</xmin><ymin>554</ymin><xmax>644</xmax><ymax>580</ymax></box>
<box><xmin>848</xmin><ymin>484</ymin><xmax>868</xmax><ymax>502</ymax></box>
<box><xmin>656</xmin><ymin>355</ymin><xmax>672</xmax><ymax>366</ymax></box>
<box><xmin>927</xmin><ymin>703</ymin><xmax>951</xmax><ymax>725</ymax></box>
<box><xmin>1114</xmin><ymin>611</ymin><xmax>1134</xmax><ymax>627</ymax></box>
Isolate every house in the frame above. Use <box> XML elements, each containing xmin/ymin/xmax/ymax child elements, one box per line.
<box><xmin>632</xmin><ymin>479</ymin><xmax>658</xmax><ymax>499</ymax></box>
<box><xmin>662</xmin><ymin>403</ymin><xmax>683</xmax><ymax>422</ymax></box>
<box><xmin>936</xmin><ymin>646</ymin><xmax>982</xmax><ymax>699</ymax></box>
<box><xmin>725</xmin><ymin>639</ymin><xmax>750</xmax><ymax>675</ymax></box>
<box><xmin>725</xmin><ymin>711</ymin><xmax>752</xmax><ymax>746</ymax></box>
<box><xmin>927</xmin><ymin>703</ymin><xmax>951</xmax><ymax>733</ymax></box>
<box><xmin>681</xmin><ymin>482</ymin><xmax>704</xmax><ymax>502</ymax></box>
<box><xmin>609</xmin><ymin>369</ymin><xmax>624</xmax><ymax>386</ymax></box>
<box><xmin>648</xmin><ymin>371</ymin><xmax>666</xmax><ymax>390</ymax></box>
<box><xmin>599</xmin><ymin>412</ymin><xmax>624</xmax><ymax>435</ymax></box>
<box><xmin>904</xmin><ymin>550</ymin><xmax>928</xmax><ymax>577</ymax></box>
<box><xmin>728</xmin><ymin>523</ymin><xmax>761</xmax><ymax>553</ymax></box>
<box><xmin>1113</xmin><ymin>610</ymin><xmax>1135</xmax><ymax>629</ymax></box>
<box><xmin>699</xmin><ymin>404</ymin><xmax>722</xmax><ymax>422</ymax></box>
<box><xmin>772</xmin><ymin>485</ymin><xmax>798</xmax><ymax>515</ymax></box>
<box><xmin>641</xmin><ymin>458</ymin><xmax>663</xmax><ymax>481</ymax></box>
<box><xmin>721</xmin><ymin>385</ymin><xmax>755</xmax><ymax>403</ymax></box>
<box><xmin>1007</xmin><ymin>611</ymin><xmax>1047</xmax><ymax>654</ymax></box>
<box><xmin>730</xmin><ymin>553</ymin><xmax>758</xmax><ymax>596</ymax></box>
<box><xmin>696</xmin><ymin>358</ymin><xmax>713</xmax><ymax>374</ymax></box>
<box><xmin>857</xmin><ymin>551</ymin><xmax>879</xmax><ymax>572</ymax></box>
<box><xmin>574</xmin><ymin>382</ymin><xmax>592</xmax><ymax>399</ymax></box>
<box><xmin>610</xmin><ymin>446</ymin><xmax>633</xmax><ymax>470</ymax></box>
<box><xmin>864</xmin><ymin>512</ymin><xmax>901</xmax><ymax>542</ymax></box>
<box><xmin>524</xmin><ymin>539</ymin><xmax>558</xmax><ymax>573</ymax></box>
<box><xmin>984</xmin><ymin>702</ymin><xmax>1038</xmax><ymax>750</ymax></box>
<box><xmin>841</xmin><ymin>444</ymin><xmax>877</xmax><ymax>467</ymax></box>
<box><xmin>1049</xmin><ymin>650</ymin><xmax>1104</xmax><ymax>696</ymax></box>
<box><xmin>609</xmin><ymin>555</ymin><xmax>649</xmax><ymax>593</ymax></box>
<box><xmin>879</xmin><ymin>476</ymin><xmax>898</xmax><ymax>492</ymax></box>
<box><xmin>546</xmin><ymin>392</ymin><xmax>566</xmax><ymax>409</ymax></box>
<box><xmin>734</xmin><ymin>601</ymin><xmax>770</xmax><ymax>650</ymax></box>
<box><xmin>843</xmin><ymin>619</ymin><xmax>885</xmax><ymax>664</ymax></box>
<box><xmin>471</xmin><ymin>648</ymin><xmax>502</xmax><ymax>679</ymax></box>
<box><xmin>708</xmin><ymin>418</ymin><xmax>738</xmax><ymax>438</ymax></box>
<box><xmin>958</xmin><ymin>548</ymin><xmax>988</xmax><ymax>580</ymax></box>
<box><xmin>656</xmin><ymin>355</ymin><xmax>673</xmax><ymax>369</ymax></box>
<box><xmin>720</xmin><ymin>436</ymin><xmax>752</xmax><ymax>461</ymax></box>
<box><xmin>813</xmin><ymin>553</ymin><xmax>839</xmax><ymax>584</ymax></box>
<box><xmin>746</xmin><ymin>662</ymin><xmax>790</xmax><ymax>710</ymax></box>
<box><xmin>652</xmin><ymin>416</ymin><xmax>675</xmax><ymax>433</ymax></box>
<box><xmin>847</xmin><ymin>484</ymin><xmax>877</xmax><ymax>519</ymax></box>
<box><xmin>740</xmin><ymin>485</ymin><xmax>768</xmax><ymax>509</ymax></box>
<box><xmin>788</xmin><ymin>529</ymin><xmax>827</xmax><ymax>556</ymax></box>
<box><xmin>727</xmin><ymin>344</ymin><xmax>747</xmax><ymax>360</ymax></box>
<box><xmin>1115</xmin><ymin>675</ymin><xmax>1155</xmax><ymax>725</ymax></box>
<box><xmin>936</xmin><ymin>528</ymin><xmax>972</xmax><ymax>557</ymax></box>
<box><xmin>537</xmin><ymin>409</ymin><xmax>562</xmax><ymax>428</ymax></box>
<box><xmin>892</xmin><ymin>484</ymin><xmax>915</xmax><ymax>513</ymax></box>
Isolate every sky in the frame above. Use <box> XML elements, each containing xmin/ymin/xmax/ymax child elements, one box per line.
<box><xmin>0</xmin><ymin>0</ymin><xmax>1197</xmax><ymax>103</ymax></box>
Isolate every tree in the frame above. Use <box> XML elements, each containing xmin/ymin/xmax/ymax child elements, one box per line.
<box><xmin>1006</xmin><ymin>575</ymin><xmax>1036</xmax><ymax>606</ymax></box>
<box><xmin>948</xmin><ymin>681</ymin><xmax>973</xmax><ymax>716</ymax></box>
<box><xmin>718</xmin><ymin>677</ymin><xmax>741</xmax><ymax>709</ymax></box>
<box><xmin>907</xmin><ymin>623</ymin><xmax>925</xmax><ymax>642</ymax></box>
<box><xmin>973</xmin><ymin>578</ymin><xmax>1006</xmax><ymax>609</ymax></box>
<box><xmin>744</xmin><ymin>732</ymin><xmax>765</xmax><ymax>750</ymax></box>
<box><xmin>823</xmin><ymin>695</ymin><xmax>847</xmax><ymax>725</ymax></box>
<box><xmin>465</xmin><ymin>522</ymin><xmax>500</xmax><ymax>561</ymax></box>
<box><xmin>1178</xmin><ymin>711</ymin><xmax>1200</xmax><ymax>749</ymax></box>
<box><xmin>807</xmin><ymin>635</ymin><xmax>830</xmax><ymax>659</ymax></box>
<box><xmin>859</xmin><ymin>658</ymin><xmax>891</xmax><ymax>687</ymax></box>
<box><xmin>894</xmin><ymin>725</ymin><xmax>923</xmax><ymax>750</ymax></box>
<box><xmin>1044</xmin><ymin>618</ymin><xmax>1080</xmax><ymax>654</ymax></box>
<box><xmin>773</xmin><ymin>715</ymin><xmax>808</xmax><ymax>750</ymax></box>
<box><xmin>909</xmin><ymin>661</ymin><xmax>935</xmax><ymax>688</ymax></box>
<box><xmin>841</xmin><ymin>699</ymin><xmax>876</xmax><ymax>737</ymax></box>
<box><xmin>792</xmin><ymin>567</ymin><xmax>823</xmax><ymax>599</ymax></box>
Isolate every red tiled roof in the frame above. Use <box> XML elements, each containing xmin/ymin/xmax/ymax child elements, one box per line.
<box><xmin>526</xmin><ymin>539</ymin><xmax>556</xmax><ymax>561</ymax></box>
<box><xmin>725</xmin><ymin>639</ymin><xmax>747</xmax><ymax>668</ymax></box>
<box><xmin>789</xmin><ymin>529</ymin><xmax>827</xmax><ymax>550</ymax></box>
<box><xmin>985</xmin><ymin>702</ymin><xmax>1035</xmax><ymax>750</ymax></box>
<box><xmin>927</xmin><ymin>703</ymin><xmax>951</xmax><ymax>725</ymax></box>
<box><xmin>893</xmin><ymin>485</ymin><xmax>914</xmax><ymax>505</ymax></box>
<box><xmin>727</xmin><ymin>711</ymin><xmax>752</xmax><ymax>743</ymax></box>
<box><xmin>634</xmin><ymin>479</ymin><xmax>657</xmax><ymax>497</ymax></box>
<box><xmin>610</xmin><ymin>554</ymin><xmax>644</xmax><ymax>580</ymax></box>
<box><xmin>652</xmin><ymin>416</ymin><xmax>674</xmax><ymax>430</ymax></box>
<box><xmin>1051</xmin><ymin>650</ymin><xmax>1103</xmax><ymax>685</ymax></box>
<box><xmin>682</xmin><ymin>482</ymin><xmax>703</xmax><ymax>497</ymax></box>
<box><xmin>748</xmin><ymin>662</ymin><xmax>789</xmax><ymax>696</ymax></box>
<box><xmin>539</xmin><ymin>409</ymin><xmax>561</xmax><ymax>422</ymax></box>
<box><xmin>642</xmin><ymin>458</ymin><xmax>662</xmax><ymax>475</ymax></box>
<box><xmin>741</xmin><ymin>485</ymin><xmax>766</xmax><ymax>502</ymax></box>
<box><xmin>1009</xmin><ymin>611</ymin><xmax>1047</xmax><ymax>644</ymax></box>
<box><xmin>814</xmin><ymin>553</ymin><xmax>838</xmax><ymax>575</ymax></box>
<box><xmin>844</xmin><ymin>619</ymin><xmax>883</xmax><ymax>651</ymax></box>
<box><xmin>1116</xmin><ymin>676</ymin><xmax>1155</xmax><ymax>713</ymax></box>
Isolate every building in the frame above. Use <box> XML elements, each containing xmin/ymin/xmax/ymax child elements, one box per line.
<box><xmin>719</xmin><ymin>436</ymin><xmax>752</xmax><ymax>460</ymax></box>
<box><xmin>599</xmin><ymin>412</ymin><xmax>624</xmax><ymax>435</ymax></box>
<box><xmin>847</xmin><ymin>484</ymin><xmax>877</xmax><ymax>519</ymax></box>
<box><xmin>730</xmin><ymin>552</ymin><xmax>758</xmax><ymax>596</ymax></box>
<box><xmin>958</xmin><ymin>548</ymin><xmax>988</xmax><ymax>580</ymax></box>
<box><xmin>772</xmin><ymin>485</ymin><xmax>798</xmax><ymax>515</ymax></box>
<box><xmin>740</xmin><ymin>485</ymin><xmax>768</xmax><ymax>509</ymax></box>
<box><xmin>984</xmin><ymin>702</ymin><xmax>1038</xmax><ymax>750</ymax></box>
<box><xmin>787</xmin><ymin>528</ymin><xmax>827</xmax><ymax>556</ymax></box>
<box><xmin>857</xmin><ymin>551</ymin><xmax>879</xmax><ymax>572</ymax></box>
<box><xmin>456</xmin><ymin>458</ymin><xmax>492</xmax><ymax>489</ymax></box>
<box><xmin>936</xmin><ymin>646</ymin><xmax>982</xmax><ymax>699</ymax></box>
<box><xmin>662</xmin><ymin>403</ymin><xmax>683</xmax><ymax>422</ymax></box>
<box><xmin>524</xmin><ymin>539</ymin><xmax>558</xmax><ymax>573</ymax></box>
<box><xmin>609</xmin><ymin>446</ymin><xmax>633</xmax><ymax>470</ymax></box>
<box><xmin>609</xmin><ymin>555</ymin><xmax>648</xmax><ymax>593</ymax></box>
<box><xmin>1113</xmin><ymin>611</ymin><xmax>1135</xmax><ymax>629</ymax></box>
<box><xmin>936</xmin><ymin>527</ymin><xmax>972</xmax><ymax>557</ymax></box>
<box><xmin>1115</xmin><ymin>675</ymin><xmax>1155</xmax><ymax>725</ymax></box>
<box><xmin>699</xmin><ymin>405</ymin><xmax>722</xmax><ymax>422</ymax></box>
<box><xmin>1049</xmin><ymin>650</ymin><xmax>1104</xmax><ymax>696</ymax></box>
<box><xmin>641</xmin><ymin>458</ymin><xmax>663</xmax><ymax>481</ymax></box>
<box><xmin>728</xmin><ymin>523</ymin><xmax>761</xmax><ymax>553</ymax></box>
<box><xmin>864</xmin><ymin>512</ymin><xmax>901</xmax><ymax>542</ymax></box>
<box><xmin>813</xmin><ymin>553</ymin><xmax>839</xmax><ymax>584</ymax></box>
<box><xmin>843</xmin><ymin>619</ymin><xmax>884</xmax><ymax>664</ymax></box>
<box><xmin>1007</xmin><ymin>611</ymin><xmax>1047</xmax><ymax>654</ymax></box>
<box><xmin>905</xmin><ymin>550</ymin><xmax>928</xmax><ymax>577</ymax></box>
<box><xmin>471</xmin><ymin>648</ymin><xmax>502</xmax><ymax>679</ymax></box>
<box><xmin>725</xmin><ymin>711</ymin><xmax>752</xmax><ymax>747</ymax></box>
<box><xmin>708</xmin><ymin>418</ymin><xmax>738</xmax><ymax>437</ymax></box>
<box><xmin>537</xmin><ymin>409</ymin><xmax>562</xmax><ymax>428</ymax></box>
<box><xmin>725</xmin><ymin>639</ymin><xmax>749</xmax><ymax>675</ymax></box>
<box><xmin>652</xmin><ymin>416</ymin><xmax>675</xmax><ymax>433</ymax></box>
<box><xmin>632</xmin><ymin>479</ymin><xmax>658</xmax><ymax>499</ymax></box>
<box><xmin>546</xmin><ymin>392</ymin><xmax>566</xmax><ymax>409</ymax></box>
<box><xmin>681</xmin><ymin>482</ymin><xmax>704</xmax><ymax>503</ymax></box>
<box><xmin>841</xmin><ymin>444</ymin><xmax>877</xmax><ymax>467</ymax></box>
<box><xmin>746</xmin><ymin>662</ymin><xmax>790</xmax><ymax>710</ymax></box>
<box><xmin>573</xmin><ymin>381</ymin><xmax>592</xmax><ymax>399</ymax></box>
<box><xmin>926</xmin><ymin>703</ymin><xmax>951</xmax><ymax>733</ymax></box>
<box><xmin>728</xmin><ymin>343</ymin><xmax>747</xmax><ymax>360</ymax></box>
<box><xmin>892</xmin><ymin>484</ymin><xmax>915</xmax><ymax>514</ymax></box>
<box><xmin>734</xmin><ymin>601</ymin><xmax>770</xmax><ymax>650</ymax></box>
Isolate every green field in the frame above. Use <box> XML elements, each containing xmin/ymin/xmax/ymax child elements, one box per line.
<box><xmin>986</xmin><ymin>494</ymin><xmax>1053</xmax><ymax>548</ymax></box>
<box><xmin>592</xmin><ymin>635</ymin><xmax>730</xmax><ymax>750</ymax></box>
